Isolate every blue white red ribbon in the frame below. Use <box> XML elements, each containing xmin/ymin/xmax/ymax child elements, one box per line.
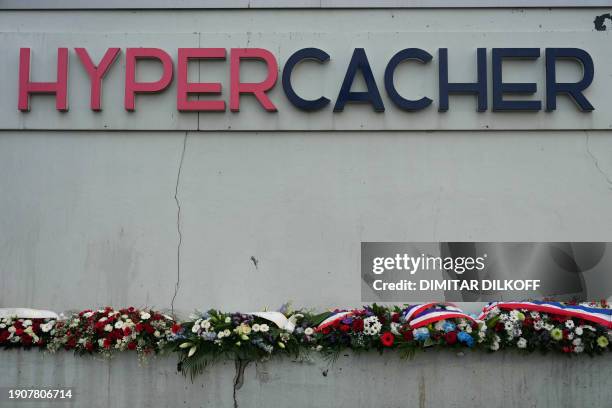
<box><xmin>479</xmin><ymin>301</ymin><xmax>612</xmax><ymax>329</ymax></box>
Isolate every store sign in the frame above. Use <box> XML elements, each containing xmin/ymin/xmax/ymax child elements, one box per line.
<box><xmin>17</xmin><ymin>47</ymin><xmax>594</xmax><ymax>113</ymax></box>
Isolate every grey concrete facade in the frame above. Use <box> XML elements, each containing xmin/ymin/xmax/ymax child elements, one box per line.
<box><xmin>1</xmin><ymin>7</ymin><xmax>611</xmax><ymax>407</ymax></box>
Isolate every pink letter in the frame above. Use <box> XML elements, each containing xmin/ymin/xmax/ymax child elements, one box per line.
<box><xmin>75</xmin><ymin>48</ymin><xmax>120</xmax><ymax>111</ymax></box>
<box><xmin>230</xmin><ymin>48</ymin><xmax>278</xmax><ymax>112</ymax></box>
<box><xmin>177</xmin><ymin>48</ymin><xmax>226</xmax><ymax>112</ymax></box>
<box><xmin>18</xmin><ymin>48</ymin><xmax>68</xmax><ymax>112</ymax></box>
<box><xmin>124</xmin><ymin>48</ymin><xmax>173</xmax><ymax>111</ymax></box>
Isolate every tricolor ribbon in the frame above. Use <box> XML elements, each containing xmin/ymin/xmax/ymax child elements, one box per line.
<box><xmin>479</xmin><ymin>301</ymin><xmax>612</xmax><ymax>329</ymax></box>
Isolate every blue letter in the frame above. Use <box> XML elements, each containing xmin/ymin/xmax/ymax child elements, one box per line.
<box><xmin>384</xmin><ymin>48</ymin><xmax>433</xmax><ymax>111</ymax></box>
<box><xmin>334</xmin><ymin>48</ymin><xmax>384</xmax><ymax>112</ymax></box>
<box><xmin>439</xmin><ymin>48</ymin><xmax>487</xmax><ymax>112</ymax></box>
<box><xmin>282</xmin><ymin>48</ymin><xmax>330</xmax><ymax>111</ymax></box>
<box><xmin>492</xmin><ymin>48</ymin><xmax>541</xmax><ymax>111</ymax></box>
<box><xmin>545</xmin><ymin>48</ymin><xmax>594</xmax><ymax>112</ymax></box>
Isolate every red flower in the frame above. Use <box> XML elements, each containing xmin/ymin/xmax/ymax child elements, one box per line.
<box><xmin>135</xmin><ymin>323</ymin><xmax>144</xmax><ymax>333</ymax></box>
<box><xmin>21</xmin><ymin>334</ymin><xmax>33</xmax><ymax>346</ymax></box>
<box><xmin>123</xmin><ymin>327</ymin><xmax>132</xmax><ymax>336</ymax></box>
<box><xmin>495</xmin><ymin>323</ymin><xmax>504</xmax><ymax>332</ymax></box>
<box><xmin>15</xmin><ymin>328</ymin><xmax>24</xmax><ymax>336</ymax></box>
<box><xmin>171</xmin><ymin>323</ymin><xmax>182</xmax><ymax>334</ymax></box>
<box><xmin>103</xmin><ymin>338</ymin><xmax>112</xmax><ymax>349</ymax></box>
<box><xmin>339</xmin><ymin>324</ymin><xmax>350</xmax><ymax>333</ymax></box>
<box><xmin>144</xmin><ymin>324</ymin><xmax>155</xmax><ymax>335</ymax></box>
<box><xmin>445</xmin><ymin>331</ymin><xmax>458</xmax><ymax>345</ymax></box>
<box><xmin>85</xmin><ymin>342</ymin><xmax>94</xmax><ymax>352</ymax></box>
<box><xmin>351</xmin><ymin>319</ymin><xmax>364</xmax><ymax>332</ymax></box>
<box><xmin>321</xmin><ymin>327</ymin><xmax>331</xmax><ymax>335</ymax></box>
<box><xmin>127</xmin><ymin>342</ymin><xmax>137</xmax><ymax>350</ymax></box>
<box><xmin>380</xmin><ymin>332</ymin><xmax>395</xmax><ymax>347</ymax></box>
<box><xmin>562</xmin><ymin>346</ymin><xmax>572</xmax><ymax>353</ymax></box>
<box><xmin>0</xmin><ymin>331</ymin><xmax>10</xmax><ymax>342</ymax></box>
<box><xmin>391</xmin><ymin>313</ymin><xmax>400</xmax><ymax>323</ymax></box>
<box><xmin>402</xmin><ymin>330</ymin><xmax>414</xmax><ymax>341</ymax></box>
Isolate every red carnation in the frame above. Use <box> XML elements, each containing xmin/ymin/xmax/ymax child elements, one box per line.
<box><xmin>103</xmin><ymin>338</ymin><xmax>112</xmax><ymax>349</ymax></box>
<box><xmin>391</xmin><ymin>313</ymin><xmax>400</xmax><ymax>323</ymax></box>
<box><xmin>15</xmin><ymin>328</ymin><xmax>24</xmax><ymax>336</ymax></box>
<box><xmin>445</xmin><ymin>331</ymin><xmax>458</xmax><ymax>345</ymax></box>
<box><xmin>351</xmin><ymin>319</ymin><xmax>364</xmax><ymax>332</ymax></box>
<box><xmin>127</xmin><ymin>342</ymin><xmax>137</xmax><ymax>350</ymax></box>
<box><xmin>0</xmin><ymin>331</ymin><xmax>10</xmax><ymax>342</ymax></box>
<box><xmin>380</xmin><ymin>332</ymin><xmax>395</xmax><ymax>347</ymax></box>
<box><xmin>171</xmin><ymin>323</ymin><xmax>182</xmax><ymax>334</ymax></box>
<box><xmin>339</xmin><ymin>324</ymin><xmax>350</xmax><ymax>333</ymax></box>
<box><xmin>135</xmin><ymin>323</ymin><xmax>144</xmax><ymax>333</ymax></box>
<box><xmin>123</xmin><ymin>327</ymin><xmax>132</xmax><ymax>336</ymax></box>
<box><xmin>144</xmin><ymin>324</ymin><xmax>155</xmax><ymax>335</ymax></box>
<box><xmin>85</xmin><ymin>342</ymin><xmax>94</xmax><ymax>352</ymax></box>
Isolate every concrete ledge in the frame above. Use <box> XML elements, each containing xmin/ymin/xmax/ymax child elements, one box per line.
<box><xmin>2</xmin><ymin>349</ymin><xmax>611</xmax><ymax>407</ymax></box>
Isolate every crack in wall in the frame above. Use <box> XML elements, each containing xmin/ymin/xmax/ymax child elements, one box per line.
<box><xmin>233</xmin><ymin>360</ymin><xmax>249</xmax><ymax>408</ymax></box>
<box><xmin>171</xmin><ymin>132</ymin><xmax>188</xmax><ymax>314</ymax></box>
<box><xmin>585</xmin><ymin>131</ymin><xmax>612</xmax><ymax>191</ymax></box>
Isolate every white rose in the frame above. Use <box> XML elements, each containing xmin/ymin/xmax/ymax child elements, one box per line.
<box><xmin>104</xmin><ymin>324</ymin><xmax>113</xmax><ymax>332</ymax></box>
<box><xmin>223</xmin><ymin>329</ymin><xmax>231</xmax><ymax>337</ymax></box>
<box><xmin>140</xmin><ymin>312</ymin><xmax>151</xmax><ymax>320</ymax></box>
<box><xmin>304</xmin><ymin>327</ymin><xmax>314</xmax><ymax>336</ymax></box>
<box><xmin>259</xmin><ymin>324</ymin><xmax>269</xmax><ymax>333</ymax></box>
<box><xmin>575</xmin><ymin>327</ymin><xmax>584</xmax><ymax>336</ymax></box>
<box><xmin>114</xmin><ymin>321</ymin><xmax>124</xmax><ymax>329</ymax></box>
<box><xmin>252</xmin><ymin>324</ymin><xmax>260</xmax><ymax>332</ymax></box>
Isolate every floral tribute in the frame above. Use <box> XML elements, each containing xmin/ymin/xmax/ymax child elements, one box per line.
<box><xmin>47</xmin><ymin>307</ymin><xmax>175</xmax><ymax>359</ymax></box>
<box><xmin>0</xmin><ymin>301</ymin><xmax>610</xmax><ymax>380</ymax></box>
<box><xmin>0</xmin><ymin>316</ymin><xmax>56</xmax><ymax>349</ymax></box>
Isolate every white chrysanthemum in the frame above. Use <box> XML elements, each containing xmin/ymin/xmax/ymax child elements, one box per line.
<box><xmin>104</xmin><ymin>324</ymin><xmax>113</xmax><ymax>332</ymax></box>
<box><xmin>529</xmin><ymin>311</ymin><xmax>540</xmax><ymax>319</ymax></box>
<box><xmin>533</xmin><ymin>320</ymin><xmax>544</xmax><ymax>331</ymax></box>
<box><xmin>259</xmin><ymin>324</ymin><xmax>269</xmax><ymax>333</ymax></box>
<box><xmin>575</xmin><ymin>327</ymin><xmax>583</xmax><ymax>336</ymax></box>
<box><xmin>363</xmin><ymin>316</ymin><xmax>382</xmax><ymax>336</ymax></box>
<box><xmin>504</xmin><ymin>321</ymin><xmax>514</xmax><ymax>332</ymax></box>
<box><xmin>517</xmin><ymin>338</ymin><xmax>527</xmax><ymax>349</ymax></box>
<box><xmin>304</xmin><ymin>327</ymin><xmax>314</xmax><ymax>336</ymax></box>
<box><xmin>565</xmin><ymin>320</ymin><xmax>575</xmax><ymax>329</ymax></box>
<box><xmin>390</xmin><ymin>322</ymin><xmax>401</xmax><ymax>336</ymax></box>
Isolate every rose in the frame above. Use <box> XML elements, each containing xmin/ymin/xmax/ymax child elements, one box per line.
<box><xmin>339</xmin><ymin>324</ymin><xmax>350</xmax><ymax>333</ymax></box>
<box><xmin>351</xmin><ymin>319</ymin><xmax>364</xmax><ymax>332</ymax></box>
<box><xmin>445</xmin><ymin>331</ymin><xmax>458</xmax><ymax>345</ymax></box>
<box><xmin>380</xmin><ymin>332</ymin><xmax>395</xmax><ymax>347</ymax></box>
<box><xmin>402</xmin><ymin>329</ymin><xmax>413</xmax><ymax>341</ymax></box>
<box><xmin>171</xmin><ymin>323</ymin><xmax>182</xmax><ymax>334</ymax></box>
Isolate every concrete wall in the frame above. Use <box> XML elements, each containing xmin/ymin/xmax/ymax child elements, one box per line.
<box><xmin>1</xmin><ymin>7</ymin><xmax>611</xmax><ymax>406</ymax></box>
<box><xmin>2</xmin><ymin>350</ymin><xmax>611</xmax><ymax>408</ymax></box>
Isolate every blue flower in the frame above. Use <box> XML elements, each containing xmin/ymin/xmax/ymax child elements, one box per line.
<box><xmin>413</xmin><ymin>328</ymin><xmax>430</xmax><ymax>342</ymax></box>
<box><xmin>442</xmin><ymin>321</ymin><xmax>456</xmax><ymax>333</ymax></box>
<box><xmin>457</xmin><ymin>331</ymin><xmax>474</xmax><ymax>347</ymax></box>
